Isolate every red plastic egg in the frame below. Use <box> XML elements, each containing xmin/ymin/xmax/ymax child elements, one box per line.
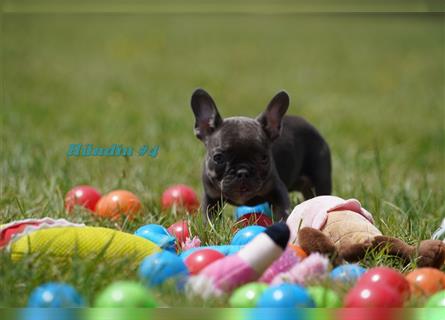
<box><xmin>356</xmin><ymin>267</ymin><xmax>410</xmax><ymax>298</ymax></box>
<box><xmin>237</xmin><ymin>213</ymin><xmax>273</xmax><ymax>227</ymax></box>
<box><xmin>184</xmin><ymin>249</ymin><xmax>225</xmax><ymax>275</ymax></box>
<box><xmin>161</xmin><ymin>184</ymin><xmax>199</xmax><ymax>213</ymax></box>
<box><xmin>65</xmin><ymin>185</ymin><xmax>101</xmax><ymax>212</ymax></box>
<box><xmin>406</xmin><ymin>268</ymin><xmax>445</xmax><ymax>296</ymax></box>
<box><xmin>340</xmin><ymin>308</ymin><xmax>396</xmax><ymax>320</ymax></box>
<box><xmin>167</xmin><ymin>220</ymin><xmax>190</xmax><ymax>245</ymax></box>
<box><xmin>344</xmin><ymin>282</ymin><xmax>404</xmax><ymax>308</ymax></box>
<box><xmin>95</xmin><ymin>190</ymin><xmax>141</xmax><ymax>220</ymax></box>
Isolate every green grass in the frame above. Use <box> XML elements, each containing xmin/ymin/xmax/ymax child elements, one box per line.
<box><xmin>0</xmin><ymin>8</ymin><xmax>444</xmax><ymax>308</ymax></box>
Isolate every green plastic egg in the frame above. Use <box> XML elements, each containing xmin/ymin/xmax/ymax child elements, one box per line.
<box><xmin>229</xmin><ymin>282</ymin><xmax>268</xmax><ymax>308</ymax></box>
<box><xmin>307</xmin><ymin>286</ymin><xmax>342</xmax><ymax>308</ymax></box>
<box><xmin>94</xmin><ymin>281</ymin><xmax>157</xmax><ymax>308</ymax></box>
<box><xmin>425</xmin><ymin>290</ymin><xmax>445</xmax><ymax>307</ymax></box>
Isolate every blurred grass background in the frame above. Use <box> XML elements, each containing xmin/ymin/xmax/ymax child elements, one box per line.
<box><xmin>0</xmin><ymin>4</ymin><xmax>444</xmax><ymax>307</ymax></box>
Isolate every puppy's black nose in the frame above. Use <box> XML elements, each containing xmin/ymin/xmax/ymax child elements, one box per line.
<box><xmin>236</xmin><ymin>168</ymin><xmax>250</xmax><ymax>179</ymax></box>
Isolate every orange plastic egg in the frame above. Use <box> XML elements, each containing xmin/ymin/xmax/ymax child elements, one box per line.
<box><xmin>405</xmin><ymin>268</ymin><xmax>445</xmax><ymax>296</ymax></box>
<box><xmin>288</xmin><ymin>244</ymin><xmax>308</xmax><ymax>259</ymax></box>
<box><xmin>95</xmin><ymin>190</ymin><xmax>141</xmax><ymax>220</ymax></box>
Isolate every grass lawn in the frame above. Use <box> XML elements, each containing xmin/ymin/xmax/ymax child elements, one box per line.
<box><xmin>1</xmin><ymin>7</ymin><xmax>444</xmax><ymax>308</ymax></box>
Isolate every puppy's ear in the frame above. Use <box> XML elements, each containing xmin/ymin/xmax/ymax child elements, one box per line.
<box><xmin>191</xmin><ymin>88</ymin><xmax>223</xmax><ymax>141</ymax></box>
<box><xmin>257</xmin><ymin>91</ymin><xmax>289</xmax><ymax>140</ymax></box>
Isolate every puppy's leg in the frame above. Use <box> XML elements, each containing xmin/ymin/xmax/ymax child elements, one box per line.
<box><xmin>201</xmin><ymin>193</ymin><xmax>224</xmax><ymax>223</ymax></box>
<box><xmin>307</xmin><ymin>145</ymin><xmax>332</xmax><ymax>198</ymax></box>
<box><xmin>269</xmin><ymin>179</ymin><xmax>290</xmax><ymax>221</ymax></box>
<box><xmin>298</xmin><ymin>176</ymin><xmax>315</xmax><ymax>199</ymax></box>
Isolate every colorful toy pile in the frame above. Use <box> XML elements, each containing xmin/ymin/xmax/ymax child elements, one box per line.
<box><xmin>22</xmin><ymin>218</ymin><xmax>445</xmax><ymax>308</ymax></box>
<box><xmin>2</xmin><ymin>185</ymin><xmax>445</xmax><ymax>309</ymax></box>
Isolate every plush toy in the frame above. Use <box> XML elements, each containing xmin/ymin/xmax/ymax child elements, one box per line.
<box><xmin>270</xmin><ymin>252</ymin><xmax>329</xmax><ymax>285</ymax></box>
<box><xmin>287</xmin><ymin>196</ymin><xmax>445</xmax><ymax>268</ymax></box>
<box><xmin>1</xmin><ymin>218</ymin><xmax>160</xmax><ymax>263</ymax></box>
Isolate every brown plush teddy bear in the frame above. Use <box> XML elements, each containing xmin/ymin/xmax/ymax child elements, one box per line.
<box><xmin>286</xmin><ymin>196</ymin><xmax>445</xmax><ymax>268</ymax></box>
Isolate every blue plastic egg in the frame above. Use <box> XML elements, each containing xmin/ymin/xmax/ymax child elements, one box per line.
<box><xmin>21</xmin><ymin>309</ymin><xmax>80</xmax><ymax>320</ymax></box>
<box><xmin>27</xmin><ymin>283</ymin><xmax>85</xmax><ymax>308</ymax></box>
<box><xmin>231</xmin><ymin>225</ymin><xmax>266</xmax><ymax>246</ymax></box>
<box><xmin>139</xmin><ymin>250</ymin><xmax>189</xmax><ymax>287</ymax></box>
<box><xmin>134</xmin><ymin>224</ymin><xmax>176</xmax><ymax>252</ymax></box>
<box><xmin>330</xmin><ymin>264</ymin><xmax>366</xmax><ymax>283</ymax></box>
<box><xmin>256</xmin><ymin>283</ymin><xmax>315</xmax><ymax>308</ymax></box>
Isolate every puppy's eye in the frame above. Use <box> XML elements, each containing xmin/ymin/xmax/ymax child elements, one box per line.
<box><xmin>213</xmin><ymin>153</ymin><xmax>225</xmax><ymax>164</ymax></box>
<box><xmin>260</xmin><ymin>154</ymin><xmax>269</xmax><ymax>164</ymax></box>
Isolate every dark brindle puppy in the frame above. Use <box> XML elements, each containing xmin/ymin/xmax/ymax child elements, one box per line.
<box><xmin>191</xmin><ymin>89</ymin><xmax>331</xmax><ymax>221</ymax></box>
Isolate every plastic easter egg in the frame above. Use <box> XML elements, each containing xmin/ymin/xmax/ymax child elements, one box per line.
<box><xmin>406</xmin><ymin>268</ymin><xmax>445</xmax><ymax>296</ymax></box>
<box><xmin>231</xmin><ymin>226</ymin><xmax>266</xmax><ymax>246</ymax></box>
<box><xmin>235</xmin><ymin>203</ymin><xmax>272</xmax><ymax>220</ymax></box>
<box><xmin>241</xmin><ymin>309</ymin><xmax>303</xmax><ymax>320</ymax></box>
<box><xmin>307</xmin><ymin>286</ymin><xmax>342</xmax><ymax>308</ymax></box>
<box><xmin>84</xmin><ymin>309</ymin><xmax>147</xmax><ymax>320</ymax></box>
<box><xmin>28</xmin><ymin>283</ymin><xmax>85</xmax><ymax>307</ymax></box>
<box><xmin>236</xmin><ymin>213</ymin><xmax>273</xmax><ymax>228</ymax></box>
<box><xmin>288</xmin><ymin>244</ymin><xmax>308</xmax><ymax>259</ymax></box>
<box><xmin>167</xmin><ymin>220</ymin><xmax>190</xmax><ymax>245</ymax></box>
<box><xmin>95</xmin><ymin>190</ymin><xmax>141</xmax><ymax>220</ymax></box>
<box><xmin>134</xmin><ymin>224</ymin><xmax>176</xmax><ymax>252</ymax></box>
<box><xmin>139</xmin><ymin>250</ymin><xmax>188</xmax><ymax>287</ymax></box>
<box><xmin>340</xmin><ymin>307</ymin><xmax>400</xmax><ymax>320</ymax></box>
<box><xmin>417</xmin><ymin>309</ymin><xmax>445</xmax><ymax>320</ymax></box>
<box><xmin>425</xmin><ymin>290</ymin><xmax>445</xmax><ymax>307</ymax></box>
<box><xmin>330</xmin><ymin>264</ymin><xmax>366</xmax><ymax>283</ymax></box>
<box><xmin>65</xmin><ymin>185</ymin><xmax>101</xmax><ymax>212</ymax></box>
<box><xmin>259</xmin><ymin>247</ymin><xmax>302</xmax><ymax>283</ymax></box>
<box><xmin>229</xmin><ymin>282</ymin><xmax>269</xmax><ymax>307</ymax></box>
<box><xmin>344</xmin><ymin>282</ymin><xmax>404</xmax><ymax>307</ymax></box>
<box><xmin>184</xmin><ymin>249</ymin><xmax>225</xmax><ymax>275</ymax></box>
<box><xmin>161</xmin><ymin>184</ymin><xmax>199</xmax><ymax>213</ymax></box>
<box><xmin>356</xmin><ymin>267</ymin><xmax>410</xmax><ymax>298</ymax></box>
<box><xmin>180</xmin><ymin>245</ymin><xmax>243</xmax><ymax>260</ymax></box>
<box><xmin>21</xmin><ymin>309</ymin><xmax>79</xmax><ymax>320</ymax></box>
<box><xmin>256</xmin><ymin>283</ymin><xmax>315</xmax><ymax>308</ymax></box>
<box><xmin>94</xmin><ymin>281</ymin><xmax>157</xmax><ymax>307</ymax></box>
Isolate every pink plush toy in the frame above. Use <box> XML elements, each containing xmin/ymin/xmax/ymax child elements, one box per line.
<box><xmin>259</xmin><ymin>247</ymin><xmax>302</xmax><ymax>283</ymax></box>
<box><xmin>270</xmin><ymin>252</ymin><xmax>329</xmax><ymax>285</ymax></box>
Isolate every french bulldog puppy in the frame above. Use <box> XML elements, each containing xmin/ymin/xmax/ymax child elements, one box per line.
<box><xmin>191</xmin><ymin>88</ymin><xmax>331</xmax><ymax>221</ymax></box>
